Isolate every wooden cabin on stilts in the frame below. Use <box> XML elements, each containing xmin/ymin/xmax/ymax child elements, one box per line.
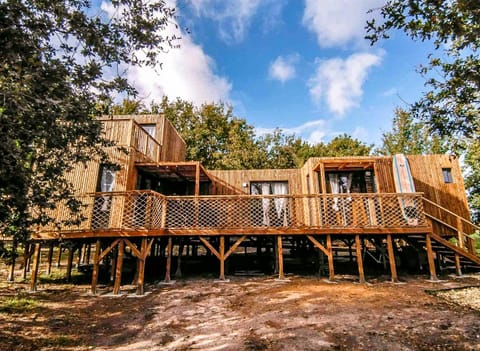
<box><xmin>25</xmin><ymin>114</ymin><xmax>480</xmax><ymax>294</ymax></box>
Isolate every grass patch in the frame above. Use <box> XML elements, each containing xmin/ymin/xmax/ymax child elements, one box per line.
<box><xmin>0</xmin><ymin>296</ymin><xmax>38</xmax><ymax>313</ymax></box>
<box><xmin>38</xmin><ymin>269</ymin><xmax>87</xmax><ymax>284</ymax></box>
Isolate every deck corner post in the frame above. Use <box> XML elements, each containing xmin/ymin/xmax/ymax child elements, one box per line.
<box><xmin>326</xmin><ymin>234</ymin><xmax>334</xmax><ymax>281</ymax></box>
<box><xmin>66</xmin><ymin>245</ymin><xmax>75</xmax><ymax>283</ymax></box>
<box><xmin>91</xmin><ymin>240</ymin><xmax>101</xmax><ymax>295</ymax></box>
<box><xmin>454</xmin><ymin>254</ymin><xmax>462</xmax><ymax>276</ymax></box>
<box><xmin>29</xmin><ymin>243</ymin><xmax>41</xmax><ymax>292</ymax></box>
<box><xmin>136</xmin><ymin>238</ymin><xmax>147</xmax><ymax>295</ymax></box>
<box><xmin>277</xmin><ymin>235</ymin><xmax>284</xmax><ymax>280</ymax></box>
<box><xmin>386</xmin><ymin>234</ymin><xmax>398</xmax><ymax>283</ymax></box>
<box><xmin>219</xmin><ymin>236</ymin><xmax>225</xmax><ymax>280</ymax></box>
<box><xmin>355</xmin><ymin>235</ymin><xmax>365</xmax><ymax>283</ymax></box>
<box><xmin>164</xmin><ymin>237</ymin><xmax>173</xmax><ymax>282</ymax></box>
<box><xmin>425</xmin><ymin>234</ymin><xmax>438</xmax><ymax>281</ymax></box>
<box><xmin>113</xmin><ymin>240</ymin><xmax>125</xmax><ymax>295</ymax></box>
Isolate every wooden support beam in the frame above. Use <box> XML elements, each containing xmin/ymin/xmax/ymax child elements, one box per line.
<box><xmin>198</xmin><ymin>237</ymin><xmax>220</xmax><ymax>259</ymax></box>
<box><xmin>46</xmin><ymin>243</ymin><xmax>54</xmax><ymax>276</ymax></box>
<box><xmin>113</xmin><ymin>240</ymin><xmax>125</xmax><ymax>295</ymax></box>
<box><xmin>91</xmin><ymin>240</ymin><xmax>101</xmax><ymax>295</ymax></box>
<box><xmin>306</xmin><ymin>235</ymin><xmax>330</xmax><ymax>256</ymax></box>
<box><xmin>194</xmin><ymin>163</ymin><xmax>200</xmax><ymax>196</ymax></box>
<box><xmin>277</xmin><ymin>235</ymin><xmax>284</xmax><ymax>279</ymax></box>
<box><xmin>85</xmin><ymin>244</ymin><xmax>91</xmax><ymax>265</ymax></box>
<box><xmin>99</xmin><ymin>239</ymin><xmax>121</xmax><ymax>262</ymax></box>
<box><xmin>164</xmin><ymin>237</ymin><xmax>172</xmax><ymax>282</ymax></box>
<box><xmin>7</xmin><ymin>240</ymin><xmax>17</xmax><ymax>282</ymax></box>
<box><xmin>124</xmin><ymin>239</ymin><xmax>142</xmax><ymax>258</ymax></box>
<box><xmin>136</xmin><ymin>239</ymin><xmax>147</xmax><ymax>295</ymax></box>
<box><xmin>66</xmin><ymin>246</ymin><xmax>75</xmax><ymax>282</ymax></box>
<box><xmin>425</xmin><ymin>234</ymin><xmax>438</xmax><ymax>281</ymax></box>
<box><xmin>355</xmin><ymin>235</ymin><xmax>365</xmax><ymax>283</ymax></box>
<box><xmin>22</xmin><ymin>243</ymin><xmax>33</xmax><ymax>280</ymax></box>
<box><xmin>56</xmin><ymin>244</ymin><xmax>62</xmax><ymax>267</ymax></box>
<box><xmin>326</xmin><ymin>235</ymin><xmax>334</xmax><ymax>281</ymax></box>
<box><xmin>219</xmin><ymin>236</ymin><xmax>225</xmax><ymax>280</ymax></box>
<box><xmin>454</xmin><ymin>254</ymin><xmax>462</xmax><ymax>276</ymax></box>
<box><xmin>29</xmin><ymin>243</ymin><xmax>41</xmax><ymax>292</ymax></box>
<box><xmin>386</xmin><ymin>235</ymin><xmax>398</xmax><ymax>283</ymax></box>
<box><xmin>224</xmin><ymin>236</ymin><xmax>247</xmax><ymax>260</ymax></box>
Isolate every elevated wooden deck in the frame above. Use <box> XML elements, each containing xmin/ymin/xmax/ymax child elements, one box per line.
<box><xmin>27</xmin><ymin>191</ymin><xmax>479</xmax><ymax>295</ymax></box>
<box><xmin>34</xmin><ymin>191</ymin><xmax>431</xmax><ymax>239</ymax></box>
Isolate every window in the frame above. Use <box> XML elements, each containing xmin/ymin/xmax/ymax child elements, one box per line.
<box><xmin>442</xmin><ymin>168</ymin><xmax>453</xmax><ymax>183</ymax></box>
<box><xmin>250</xmin><ymin>181</ymin><xmax>289</xmax><ymax>226</ymax></box>
<box><xmin>140</xmin><ymin>124</ymin><xmax>156</xmax><ymax>138</ymax></box>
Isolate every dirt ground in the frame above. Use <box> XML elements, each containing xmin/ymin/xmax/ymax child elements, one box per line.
<box><xmin>1</xmin><ymin>273</ymin><xmax>480</xmax><ymax>351</ymax></box>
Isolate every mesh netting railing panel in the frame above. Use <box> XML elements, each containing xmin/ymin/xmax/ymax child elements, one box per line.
<box><xmin>39</xmin><ymin>192</ymin><xmax>425</xmax><ymax>233</ymax></box>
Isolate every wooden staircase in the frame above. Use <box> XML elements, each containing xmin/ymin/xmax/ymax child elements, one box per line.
<box><xmin>406</xmin><ymin>197</ymin><xmax>480</xmax><ymax>273</ymax></box>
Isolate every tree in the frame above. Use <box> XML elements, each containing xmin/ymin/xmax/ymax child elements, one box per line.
<box><xmin>0</xmin><ymin>1</ymin><xmax>178</xmax><ymax>248</ymax></box>
<box><xmin>322</xmin><ymin>134</ymin><xmax>373</xmax><ymax>157</ymax></box>
<box><xmin>464</xmin><ymin>136</ymin><xmax>480</xmax><ymax>223</ymax></box>
<box><xmin>160</xmin><ymin>97</ymin><xmax>264</xmax><ymax>170</ymax></box>
<box><xmin>366</xmin><ymin>0</ymin><xmax>480</xmax><ymax>143</ymax></box>
<box><xmin>376</xmin><ymin>107</ymin><xmax>447</xmax><ymax>155</ymax></box>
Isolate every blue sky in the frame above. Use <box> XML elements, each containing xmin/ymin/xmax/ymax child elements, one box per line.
<box><xmin>105</xmin><ymin>0</ymin><xmax>435</xmax><ymax>146</ymax></box>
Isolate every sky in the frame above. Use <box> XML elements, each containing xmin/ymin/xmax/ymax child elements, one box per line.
<box><xmin>103</xmin><ymin>0</ymin><xmax>436</xmax><ymax>146</ymax></box>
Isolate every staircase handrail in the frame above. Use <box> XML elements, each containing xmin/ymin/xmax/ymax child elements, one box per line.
<box><xmin>422</xmin><ymin>196</ymin><xmax>479</xmax><ymax>255</ymax></box>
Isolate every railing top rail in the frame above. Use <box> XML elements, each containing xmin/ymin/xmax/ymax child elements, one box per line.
<box><xmin>84</xmin><ymin>190</ymin><xmax>167</xmax><ymax>198</ymax></box>
<box><xmin>165</xmin><ymin>192</ymin><xmax>425</xmax><ymax>200</ymax></box>
<box><xmin>422</xmin><ymin>197</ymin><xmax>480</xmax><ymax>231</ymax></box>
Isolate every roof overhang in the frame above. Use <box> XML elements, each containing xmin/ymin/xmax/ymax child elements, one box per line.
<box><xmin>314</xmin><ymin>158</ymin><xmax>376</xmax><ymax>172</ymax></box>
<box><xmin>136</xmin><ymin>162</ymin><xmax>211</xmax><ymax>182</ymax></box>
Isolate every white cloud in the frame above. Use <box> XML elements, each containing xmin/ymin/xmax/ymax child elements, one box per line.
<box><xmin>268</xmin><ymin>54</ymin><xmax>299</xmax><ymax>83</ymax></box>
<box><xmin>302</xmin><ymin>0</ymin><xmax>384</xmax><ymax>48</ymax></box>
<box><xmin>101</xmin><ymin>1</ymin><xmax>232</xmax><ymax>105</ymax></box>
<box><xmin>256</xmin><ymin>119</ymin><xmax>330</xmax><ymax>144</ymax></box>
<box><xmin>188</xmin><ymin>0</ymin><xmax>262</xmax><ymax>43</ymax></box>
<box><xmin>308</xmin><ymin>52</ymin><xmax>383</xmax><ymax>116</ymax></box>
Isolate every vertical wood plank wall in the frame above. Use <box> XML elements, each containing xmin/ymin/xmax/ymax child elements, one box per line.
<box><xmin>208</xmin><ymin>169</ymin><xmax>302</xmax><ymax>195</ymax></box>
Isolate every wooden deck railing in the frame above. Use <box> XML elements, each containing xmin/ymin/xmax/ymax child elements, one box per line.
<box><xmin>423</xmin><ymin>197</ymin><xmax>479</xmax><ymax>255</ymax></box>
<box><xmin>39</xmin><ymin>192</ymin><xmax>428</xmax><ymax>235</ymax></box>
<box><xmin>101</xmin><ymin>119</ymin><xmax>162</xmax><ymax>162</ymax></box>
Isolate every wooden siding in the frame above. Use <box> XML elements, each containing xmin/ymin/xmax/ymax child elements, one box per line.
<box><xmin>407</xmin><ymin>154</ymin><xmax>471</xmax><ymax>234</ymax></box>
<box><xmin>208</xmin><ymin>169</ymin><xmax>302</xmax><ymax>195</ymax></box>
<box><xmin>160</xmin><ymin>117</ymin><xmax>186</xmax><ymax>162</ymax></box>
<box><xmin>64</xmin><ymin>146</ymin><xmax>134</xmax><ymax>194</ymax></box>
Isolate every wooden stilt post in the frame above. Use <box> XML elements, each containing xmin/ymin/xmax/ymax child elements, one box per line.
<box><xmin>454</xmin><ymin>254</ymin><xmax>462</xmax><ymax>276</ymax></box>
<box><xmin>386</xmin><ymin>235</ymin><xmax>398</xmax><ymax>283</ymax></box>
<box><xmin>274</xmin><ymin>237</ymin><xmax>279</xmax><ymax>274</ymax></box>
<box><xmin>29</xmin><ymin>243</ymin><xmax>41</xmax><ymax>292</ymax></box>
<box><xmin>136</xmin><ymin>239</ymin><xmax>147</xmax><ymax>295</ymax></box>
<box><xmin>113</xmin><ymin>240</ymin><xmax>125</xmax><ymax>295</ymax></box>
<box><xmin>46</xmin><ymin>243</ymin><xmax>54</xmax><ymax>275</ymax></box>
<box><xmin>355</xmin><ymin>235</ymin><xmax>365</xmax><ymax>283</ymax></box>
<box><xmin>7</xmin><ymin>239</ymin><xmax>17</xmax><ymax>282</ymax></box>
<box><xmin>22</xmin><ymin>243</ymin><xmax>31</xmax><ymax>280</ymax></box>
<box><xmin>56</xmin><ymin>244</ymin><xmax>62</xmax><ymax>267</ymax></box>
<box><xmin>327</xmin><ymin>235</ymin><xmax>334</xmax><ymax>281</ymax></box>
<box><xmin>165</xmin><ymin>237</ymin><xmax>172</xmax><ymax>282</ymax></box>
<box><xmin>219</xmin><ymin>236</ymin><xmax>225</xmax><ymax>280</ymax></box>
<box><xmin>277</xmin><ymin>235</ymin><xmax>284</xmax><ymax>279</ymax></box>
<box><xmin>425</xmin><ymin>234</ymin><xmax>438</xmax><ymax>281</ymax></box>
<box><xmin>91</xmin><ymin>240</ymin><xmax>101</xmax><ymax>295</ymax></box>
<box><xmin>66</xmin><ymin>246</ymin><xmax>75</xmax><ymax>282</ymax></box>
<box><xmin>85</xmin><ymin>243</ymin><xmax>91</xmax><ymax>265</ymax></box>
<box><xmin>175</xmin><ymin>240</ymin><xmax>184</xmax><ymax>278</ymax></box>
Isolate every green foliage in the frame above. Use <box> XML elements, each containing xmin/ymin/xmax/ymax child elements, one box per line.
<box><xmin>0</xmin><ymin>296</ymin><xmax>37</xmax><ymax>313</ymax></box>
<box><xmin>464</xmin><ymin>138</ymin><xmax>480</xmax><ymax>222</ymax></box>
<box><xmin>367</xmin><ymin>0</ymin><xmax>480</xmax><ymax>143</ymax></box>
<box><xmin>0</xmin><ymin>1</ymin><xmax>178</xmax><ymax>242</ymax></box>
<box><xmin>377</xmin><ymin>107</ymin><xmax>447</xmax><ymax>155</ymax></box>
